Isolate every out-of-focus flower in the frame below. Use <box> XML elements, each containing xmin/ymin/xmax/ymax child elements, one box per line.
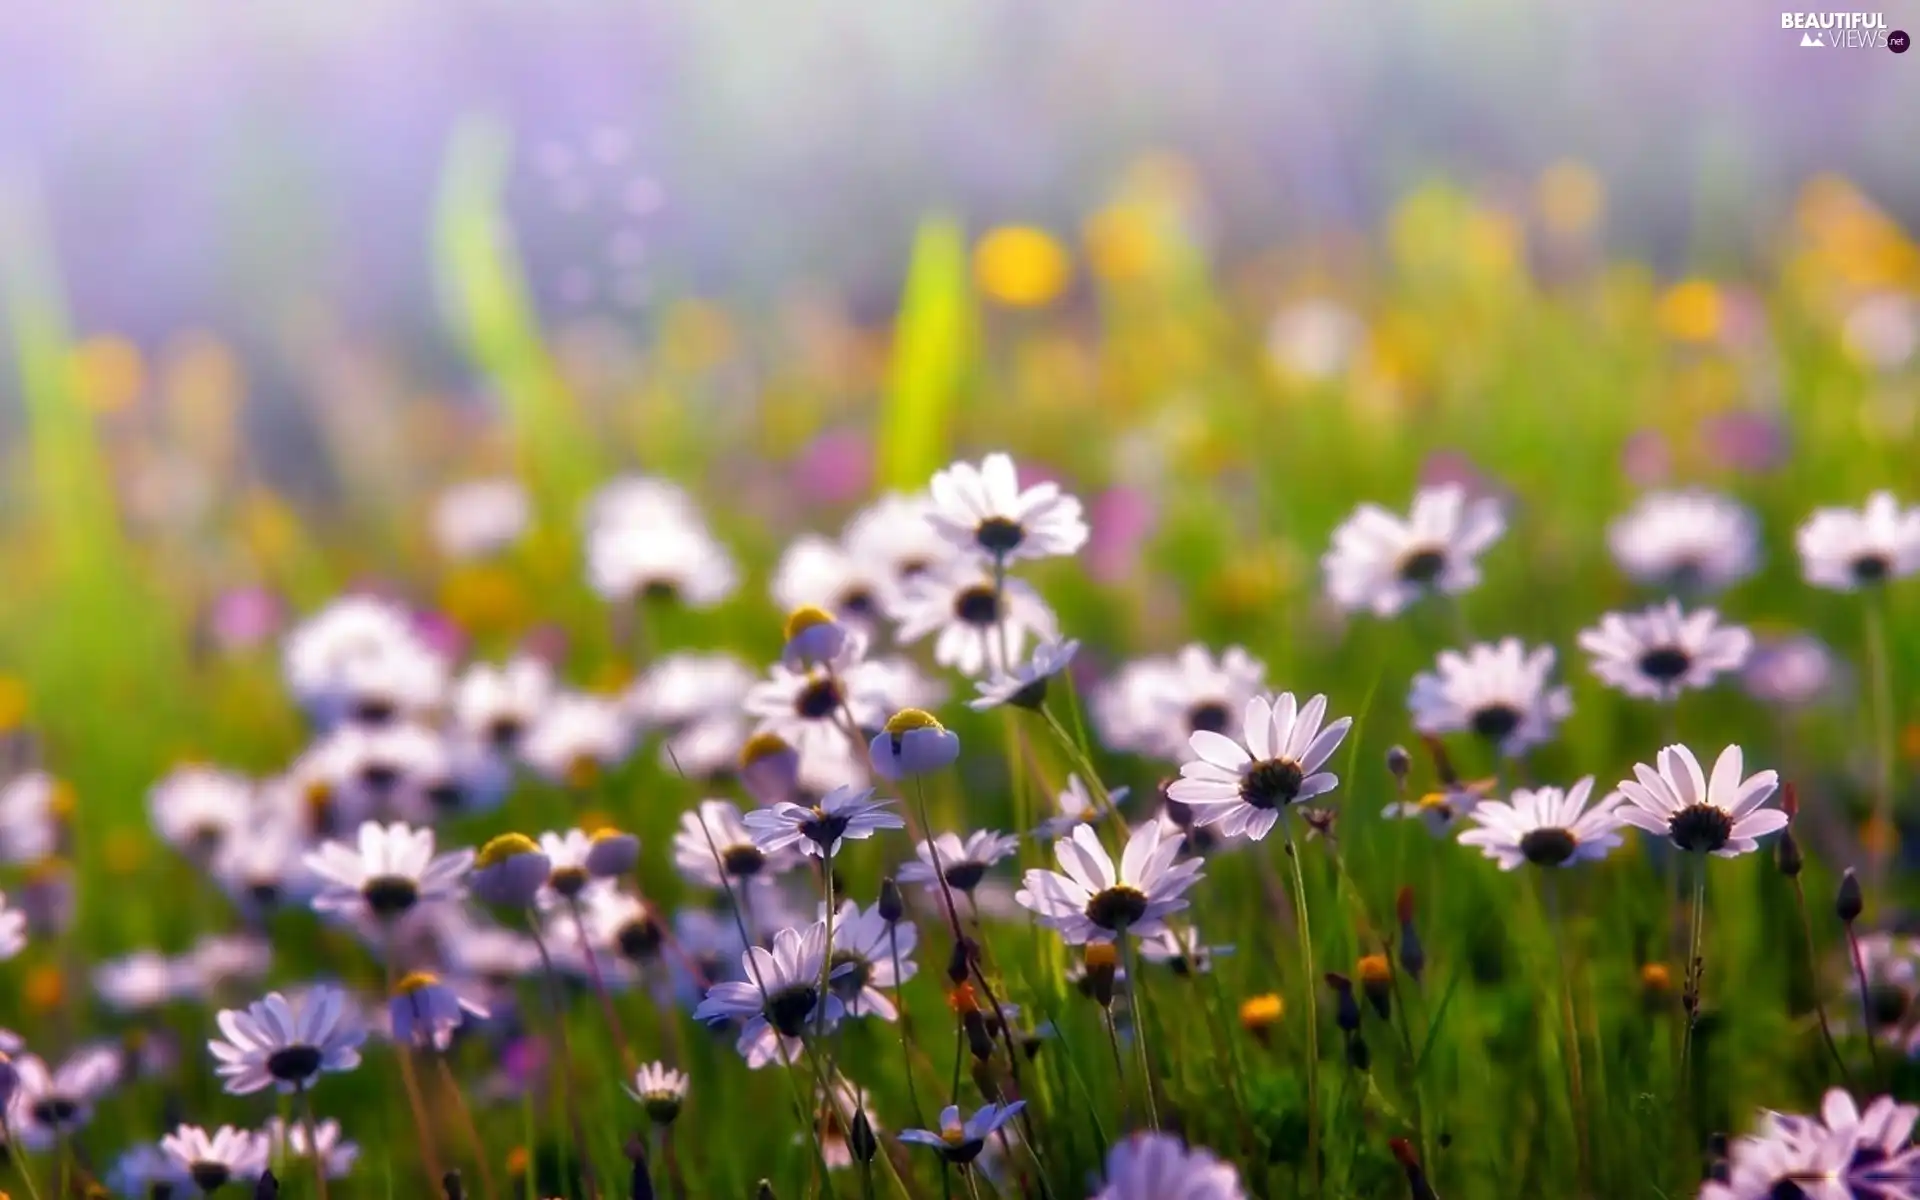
<box><xmin>1742</xmin><ymin>634</ymin><xmax>1839</xmax><ymax>708</ymax></box>
<box><xmin>520</xmin><ymin>693</ymin><xmax>633</xmax><ymax>788</ymax></box>
<box><xmin>1606</xmin><ymin>490</ymin><xmax>1760</xmax><ymax>593</ymax></box>
<box><xmin>926</xmin><ymin>453</ymin><xmax>1088</xmax><ymax>565</ymax></box>
<box><xmin>1614</xmin><ymin>744</ymin><xmax>1783</xmax><ymax>857</ymax></box>
<box><xmin>4</xmin><ymin>1046</ymin><xmax>122</xmax><ymax>1149</ymax></box>
<box><xmin>205</xmin><ymin>586</ymin><xmax>285</xmax><ymax>653</ymax></box>
<box><xmin>584</xmin><ymin>475</ymin><xmax>737</xmax><ymax>607</ymax></box>
<box><xmin>431</xmin><ymin>478</ymin><xmax>531</xmax><ymax>560</ymax></box>
<box><xmin>1322</xmin><ymin>485</ymin><xmax>1505</xmax><ymax>618</ymax></box>
<box><xmin>1457</xmin><ymin>778</ymin><xmax>1625</xmax><ymax>871</ymax></box>
<box><xmin>208</xmin><ymin>987</ymin><xmax>363</xmax><ymax>1095</ymax></box>
<box><xmin>1093</xmin><ymin>644</ymin><xmax>1267</xmax><ymax>761</ymax></box>
<box><xmin>1578</xmin><ymin>600</ymin><xmax>1753</xmax><ymax>702</ymax></box>
<box><xmin>974</xmin><ymin>226</ymin><xmax>1071</xmax><ymax>308</ymax></box>
<box><xmin>1017</xmin><ymin>819</ymin><xmax>1203</xmax><ymax>944</ymax></box>
<box><xmin>1843</xmin><ymin>293</ymin><xmax>1919</xmax><ymax>370</ymax></box>
<box><xmin>1408</xmin><ymin>640</ymin><xmax>1571</xmax><ymax>759</ymax></box>
<box><xmin>1797</xmin><ymin>492</ymin><xmax>1920</xmax><ymax>590</ymax></box>
<box><xmin>1266</xmin><ymin>299</ymin><xmax>1367</xmax><ymax>382</ymax></box>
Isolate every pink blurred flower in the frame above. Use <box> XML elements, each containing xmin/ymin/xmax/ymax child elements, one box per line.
<box><xmin>206</xmin><ymin>586</ymin><xmax>285</xmax><ymax>652</ymax></box>
<box><xmin>1620</xmin><ymin>430</ymin><xmax>1671</xmax><ymax>487</ymax></box>
<box><xmin>411</xmin><ymin>610</ymin><xmax>468</xmax><ymax>662</ymax></box>
<box><xmin>1087</xmin><ymin>487</ymin><xmax>1157</xmax><ymax>583</ymax></box>
<box><xmin>795</xmin><ymin>431</ymin><xmax>873</xmax><ymax>506</ymax></box>
<box><xmin>1700</xmin><ymin>410</ymin><xmax>1789</xmax><ymax>475</ymax></box>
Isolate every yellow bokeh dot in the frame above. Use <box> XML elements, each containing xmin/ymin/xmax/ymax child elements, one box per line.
<box><xmin>70</xmin><ymin>336</ymin><xmax>146</xmax><ymax>415</ymax></box>
<box><xmin>974</xmin><ymin>226</ymin><xmax>1072</xmax><ymax>308</ymax></box>
<box><xmin>1658</xmin><ymin>280</ymin><xmax>1724</xmax><ymax>343</ymax></box>
<box><xmin>1083</xmin><ymin>204</ymin><xmax>1159</xmax><ymax>283</ymax></box>
<box><xmin>439</xmin><ymin>565</ymin><xmax>531</xmax><ymax>636</ymax></box>
<box><xmin>26</xmin><ymin>964</ymin><xmax>64</xmax><ymax>1011</ymax></box>
<box><xmin>1537</xmin><ymin>160</ymin><xmax>1605</xmax><ymax>237</ymax></box>
<box><xmin>104</xmin><ymin>829</ymin><xmax>148</xmax><ymax>875</ymax></box>
<box><xmin>0</xmin><ymin>676</ymin><xmax>29</xmax><ymax>732</ymax></box>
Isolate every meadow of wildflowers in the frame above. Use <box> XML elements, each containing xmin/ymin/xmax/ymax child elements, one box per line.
<box><xmin>3</xmin><ymin>152</ymin><xmax>1920</xmax><ymax>1200</ymax></box>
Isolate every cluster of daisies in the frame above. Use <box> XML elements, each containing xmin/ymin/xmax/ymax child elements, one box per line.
<box><xmin>0</xmin><ymin>454</ymin><xmax>1916</xmax><ymax>1199</ymax></box>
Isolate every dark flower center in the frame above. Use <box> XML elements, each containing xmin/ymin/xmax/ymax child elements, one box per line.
<box><xmin>618</xmin><ymin>918</ymin><xmax>665</xmax><ymax>962</ymax></box>
<box><xmin>361</xmin><ymin>874</ymin><xmax>421</xmax><ymax>918</ymax></box>
<box><xmin>722</xmin><ymin>844</ymin><xmax>767</xmax><ymax>877</ymax></box>
<box><xmin>1187</xmin><ymin>701</ymin><xmax>1231</xmax><ymax>735</ymax></box>
<box><xmin>1239</xmin><ymin>759</ymin><xmax>1304</xmax><ymax>810</ymax></box>
<box><xmin>426</xmin><ymin>781</ymin><xmax>464</xmax><ymax>811</ymax></box>
<box><xmin>486</xmin><ymin>717</ymin><xmax>524</xmax><ymax>751</ymax></box>
<box><xmin>1519</xmin><ymin>827</ymin><xmax>1578</xmax><ymax>867</ymax></box>
<box><xmin>802</xmin><ymin>808</ymin><xmax>851</xmax><ymax>850</ymax></box>
<box><xmin>248</xmin><ymin>881</ymin><xmax>281</xmax><ymax>909</ymax></box>
<box><xmin>29</xmin><ymin>1096</ymin><xmax>78</xmax><ymax>1128</ymax></box>
<box><xmin>266</xmin><ymin>1043</ymin><xmax>324</xmax><ymax>1083</ymax></box>
<box><xmin>1766</xmin><ymin>1182</ymin><xmax>1810</xmax><ymax>1200</ymax></box>
<box><xmin>1668</xmin><ymin>804</ymin><xmax>1733</xmax><ymax>854</ymax></box>
<box><xmin>953</xmin><ymin>586</ymin><xmax>1001</xmax><ymax>627</ymax></box>
<box><xmin>190</xmin><ymin>1161</ymin><xmax>233</xmax><ymax>1192</ymax></box>
<box><xmin>943</xmin><ymin>861</ymin><xmax>989</xmax><ymax>892</ymax></box>
<box><xmin>351</xmin><ymin>698</ymin><xmax>396</xmax><ymax>726</ymax></box>
<box><xmin>643</xmin><ymin>1095</ymin><xmax>683</xmax><ymax>1126</ymax></box>
<box><xmin>838</xmin><ymin>587</ymin><xmax>879</xmax><ymax>619</ymax></box>
<box><xmin>898</xmin><ymin>557</ymin><xmax>933</xmax><ymax>580</ymax></box>
<box><xmin>765</xmin><ymin>984</ymin><xmax>819</xmax><ymax>1037</ymax></box>
<box><xmin>975</xmin><ymin>517</ymin><xmax>1026</xmax><ymax>557</ymax></box>
<box><xmin>829</xmin><ymin>950</ymin><xmax>873</xmax><ymax>1002</ymax></box>
<box><xmin>1852</xmin><ymin>554</ymin><xmax>1892</xmax><ymax>584</ymax></box>
<box><xmin>795</xmin><ymin>678</ymin><xmax>843</xmax><ymax>720</ymax></box>
<box><xmin>1868</xmin><ymin>981</ymin><xmax>1911</xmax><ymax>1027</ymax></box>
<box><xmin>359</xmin><ymin>763</ymin><xmax>401</xmax><ymax>793</ymax></box>
<box><xmin>190</xmin><ymin>823</ymin><xmax>226</xmax><ymax>854</ymax></box>
<box><xmin>1397</xmin><ymin>547</ymin><xmax>1447</xmax><ymax>585</ymax></box>
<box><xmin>1006</xmin><ymin>677</ymin><xmax>1049</xmax><ymax>710</ymax></box>
<box><xmin>1084</xmin><ymin>885</ymin><xmax>1150</xmax><ymax>931</ymax></box>
<box><xmin>549</xmin><ymin>866</ymin><xmax>590</xmax><ymax>898</ymax></box>
<box><xmin>641</xmin><ymin>580</ymin><xmax>680</xmax><ymax>603</ymax></box>
<box><xmin>942</xmin><ymin>1139</ymin><xmax>987</xmax><ymax>1166</ymax></box>
<box><xmin>1637</xmin><ymin>646</ymin><xmax>1693</xmax><ymax>683</ymax></box>
<box><xmin>1470</xmin><ymin>704</ymin><xmax>1521</xmax><ymax>742</ymax></box>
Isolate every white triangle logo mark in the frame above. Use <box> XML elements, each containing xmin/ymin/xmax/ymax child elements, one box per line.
<box><xmin>1800</xmin><ymin>30</ymin><xmax>1825</xmax><ymax>45</ymax></box>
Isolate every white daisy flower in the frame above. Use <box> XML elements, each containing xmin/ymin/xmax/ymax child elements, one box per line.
<box><xmin>1407</xmin><ymin>639</ymin><xmax>1571</xmax><ymax>759</ymax></box>
<box><xmin>1607</xmin><ymin>490</ymin><xmax>1760</xmax><ymax>593</ymax></box>
<box><xmin>520</xmin><ymin>692</ymin><xmax>633</xmax><ymax>788</ymax></box>
<box><xmin>0</xmin><ymin>891</ymin><xmax>26</xmax><ymax>961</ymax></box>
<box><xmin>692</xmin><ymin>921</ymin><xmax>845</xmax><ymax>1068</ymax></box>
<box><xmin>824</xmin><ymin>899</ymin><xmax>917</xmax><ymax>1020</ymax></box>
<box><xmin>898</xmin><ymin>1101</ymin><xmax>1028</xmax><ymax>1165</ymax></box>
<box><xmin>1091</xmin><ymin>644</ymin><xmax>1267</xmax><ymax>761</ymax></box>
<box><xmin>1164</xmin><ymin>693</ymin><xmax>1353</xmax><ymax>841</ymax></box>
<box><xmin>626</xmin><ymin>1061</ymin><xmax>690</xmax><ymax>1125</ymax></box>
<box><xmin>773</xmin><ymin>533</ymin><xmax>901</xmax><ymax>629</ymax></box>
<box><xmin>208</xmin><ymin>986</ymin><xmax>363</xmax><ymax>1095</ymax></box>
<box><xmin>1614</xmin><ymin>743</ymin><xmax>1784</xmax><ymax>857</ymax></box>
<box><xmin>926</xmin><ymin>452</ymin><xmax>1088</xmax><ymax>564</ymax></box>
<box><xmin>1267</xmin><ymin>298</ymin><xmax>1366</xmax><ymax>382</ymax></box>
<box><xmin>744</xmin><ymin>635</ymin><xmax>938</xmax><ymax>779</ymax></box>
<box><xmin>968</xmin><ymin>638</ymin><xmax>1080</xmax><ymax>712</ymax></box>
<box><xmin>302</xmin><ymin>722</ymin><xmax>454</xmax><ymax>822</ymax></box>
<box><xmin>845</xmin><ymin>491</ymin><xmax>960</xmax><ymax>584</ymax></box>
<box><xmin>303</xmin><ymin>820</ymin><xmax>474</xmax><ymax>923</ymax></box>
<box><xmin>3</xmin><ymin>1046</ymin><xmax>121</xmax><ymax>1149</ymax></box>
<box><xmin>1137</xmin><ymin>926</ymin><xmax>1235</xmax><ymax>977</ymax></box>
<box><xmin>183</xmin><ymin>934</ymin><xmax>274</xmax><ymax>995</ymax></box>
<box><xmin>893</xmin><ymin>565</ymin><xmax>1060</xmax><ymax>679</ymax></box>
<box><xmin>1456</xmin><ymin>777</ymin><xmax>1624</xmax><ymax>871</ymax></box>
<box><xmin>897</xmin><ymin>830</ymin><xmax>1021</xmax><ymax>894</ymax></box>
<box><xmin>1380</xmin><ymin>780</ymin><xmax>1493</xmax><ymax>838</ymax></box>
<box><xmin>742</xmin><ymin>784</ymin><xmax>904</xmax><ymax>859</ymax></box>
<box><xmin>209</xmin><ymin>809</ymin><xmax>315</xmax><ymax>915</ymax></box>
<box><xmin>1016</xmin><ymin>819</ymin><xmax>1205</xmax><ymax>945</ymax></box>
<box><xmin>1033</xmin><ymin>774</ymin><xmax>1127</xmax><ymax>840</ymax></box>
<box><xmin>430</xmin><ymin>477</ymin><xmax>530</xmax><ymax>560</ymax></box>
<box><xmin>1704</xmin><ymin>1090</ymin><xmax>1920</xmax><ymax>1200</ymax></box>
<box><xmin>1742</xmin><ymin>634</ymin><xmax>1839</xmax><ymax>708</ymax></box>
<box><xmin>1093</xmin><ymin>1131</ymin><xmax>1247</xmax><ymax>1200</ymax></box>
<box><xmin>577</xmin><ymin>886</ymin><xmax>670</xmax><ymax>967</ymax></box>
<box><xmin>1322</xmin><ymin>484</ymin><xmax>1505</xmax><ymax>617</ymax></box>
<box><xmin>1578</xmin><ymin>600</ymin><xmax>1753</xmax><ymax>701</ymax></box>
<box><xmin>672</xmin><ymin>800</ymin><xmax>797</xmax><ymax>889</ymax></box>
<box><xmin>1797</xmin><ymin>491</ymin><xmax>1920</xmax><ymax>591</ymax></box>
<box><xmin>282</xmin><ymin>596</ymin><xmax>447</xmax><ymax>728</ymax></box>
<box><xmin>625</xmin><ymin>652</ymin><xmax>756</xmax><ymax>778</ymax></box>
<box><xmin>159</xmin><ymin>1124</ymin><xmax>270</xmax><ymax>1191</ymax></box>
<box><xmin>94</xmin><ymin>950</ymin><xmax>188</xmax><ymax>1012</ymax></box>
<box><xmin>586</xmin><ymin>475</ymin><xmax>700</xmax><ymax>529</ymax></box>
<box><xmin>584</xmin><ymin>481</ymin><xmax>737</xmax><ymax>606</ymax></box>
<box><xmin>147</xmin><ymin>765</ymin><xmax>254</xmax><ymax>860</ymax></box>
<box><xmin>0</xmin><ymin>770</ymin><xmax>63</xmax><ymax>864</ymax></box>
<box><xmin>107</xmin><ymin>1146</ymin><xmax>188</xmax><ymax>1195</ymax></box>
<box><xmin>451</xmin><ymin>657</ymin><xmax>555</xmax><ymax>753</ymax></box>
<box><xmin>263</xmin><ymin>1116</ymin><xmax>360</xmax><ymax>1179</ymax></box>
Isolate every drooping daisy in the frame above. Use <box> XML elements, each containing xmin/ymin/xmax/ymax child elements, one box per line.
<box><xmin>4</xmin><ymin>1046</ymin><xmax>122</xmax><ymax>1149</ymax></box>
<box><xmin>1797</xmin><ymin>491</ymin><xmax>1920</xmax><ymax>591</ymax></box>
<box><xmin>825</xmin><ymin>899</ymin><xmax>917</xmax><ymax>1020</ymax></box>
<box><xmin>625</xmin><ymin>1061</ymin><xmax>690</xmax><ymax>1125</ymax></box>
<box><xmin>1614</xmin><ymin>743</ymin><xmax>1784</xmax><ymax>857</ymax></box>
<box><xmin>584</xmin><ymin>482</ymin><xmax>737</xmax><ymax>607</ymax></box>
<box><xmin>1607</xmin><ymin>490</ymin><xmax>1761</xmax><ymax>593</ymax></box>
<box><xmin>304</xmin><ymin>821</ymin><xmax>474</xmax><ymax>923</ymax></box>
<box><xmin>1017</xmin><ymin>819</ymin><xmax>1204</xmax><ymax>944</ymax></box>
<box><xmin>148</xmin><ymin>766</ymin><xmax>255</xmax><ymax>861</ymax></box>
<box><xmin>430</xmin><ymin>477</ymin><xmax>530</xmax><ymax>560</ymax></box>
<box><xmin>159</xmin><ymin>1124</ymin><xmax>270</xmax><ymax>1192</ymax></box>
<box><xmin>1322</xmin><ymin>485</ymin><xmax>1506</xmax><ymax>617</ymax></box>
<box><xmin>1578</xmin><ymin>600</ymin><xmax>1753</xmax><ymax>702</ymax></box>
<box><xmin>263</xmin><ymin>1116</ymin><xmax>360</xmax><ymax>1179</ymax></box>
<box><xmin>389</xmin><ymin>971</ymin><xmax>489</xmax><ymax>1051</ymax></box>
<box><xmin>742</xmin><ymin>784</ymin><xmax>904</xmax><ymax>859</ymax></box>
<box><xmin>1033</xmin><ymin>774</ymin><xmax>1126</xmax><ymax>840</ymax></box>
<box><xmin>673</xmin><ymin>800</ymin><xmax>797</xmax><ymax>889</ymax></box>
<box><xmin>969</xmin><ymin>638</ymin><xmax>1080</xmax><ymax>712</ymax></box>
<box><xmin>519</xmin><ymin>692</ymin><xmax>634</xmax><ymax>789</ymax></box>
<box><xmin>1093</xmin><ymin>1131</ymin><xmax>1247</xmax><ymax>1200</ymax></box>
<box><xmin>893</xmin><ymin>565</ymin><xmax>1060</xmax><ymax>679</ymax></box>
<box><xmin>1092</xmin><ymin>644</ymin><xmax>1268</xmax><ymax>761</ymax></box>
<box><xmin>1456</xmin><ymin>778</ymin><xmax>1625</xmax><ymax>871</ymax></box>
<box><xmin>926</xmin><ymin>452</ymin><xmax>1088</xmax><ymax>564</ymax></box>
<box><xmin>0</xmin><ymin>891</ymin><xmax>25</xmax><ymax>960</ymax></box>
<box><xmin>1164</xmin><ymin>693</ymin><xmax>1353</xmax><ymax>841</ymax></box>
<box><xmin>744</xmin><ymin>635</ymin><xmax>938</xmax><ymax>780</ymax></box>
<box><xmin>451</xmin><ymin>657</ymin><xmax>555</xmax><ymax>753</ymax></box>
<box><xmin>208</xmin><ymin>986</ymin><xmax>364</xmax><ymax>1095</ymax></box>
<box><xmin>624</xmin><ymin>651</ymin><xmax>757</xmax><ymax>779</ymax></box>
<box><xmin>302</xmin><ymin>722</ymin><xmax>455</xmax><ymax>821</ymax></box>
<box><xmin>898</xmin><ymin>1101</ymin><xmax>1029</xmax><ymax>1165</ymax></box>
<box><xmin>692</xmin><ymin>922</ymin><xmax>845</xmax><ymax>1068</ymax></box>
<box><xmin>1407</xmin><ymin>639</ymin><xmax>1571</xmax><ymax>759</ymax></box>
<box><xmin>282</xmin><ymin>596</ymin><xmax>448</xmax><ymax>728</ymax></box>
<box><xmin>897</xmin><ymin>830</ymin><xmax>1022</xmax><ymax>895</ymax></box>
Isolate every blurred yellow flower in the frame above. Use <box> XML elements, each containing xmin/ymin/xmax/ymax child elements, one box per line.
<box><xmin>239</xmin><ymin>490</ymin><xmax>303</xmax><ymax>566</ymax></box>
<box><xmin>163</xmin><ymin>331</ymin><xmax>245</xmax><ymax>455</ymax></box>
<box><xmin>974</xmin><ymin>226</ymin><xmax>1072</xmax><ymax>308</ymax></box>
<box><xmin>1862</xmin><ymin>813</ymin><xmax>1899</xmax><ymax>860</ymax></box>
<box><xmin>439</xmin><ymin>565</ymin><xmax>532</xmax><ymax>636</ymax></box>
<box><xmin>26</xmin><ymin>963</ymin><xmax>64</xmax><ymax>1012</ymax></box>
<box><xmin>70</xmin><ymin>336</ymin><xmax>146</xmax><ymax>415</ymax></box>
<box><xmin>1537</xmin><ymin>160</ymin><xmax>1605</xmax><ymax>237</ymax></box>
<box><xmin>0</xmin><ymin>676</ymin><xmax>29</xmax><ymax>732</ymax></box>
<box><xmin>1658</xmin><ymin>280</ymin><xmax>1723</xmax><ymax>343</ymax></box>
<box><xmin>104</xmin><ymin>828</ymin><xmax>147</xmax><ymax>875</ymax></box>
<box><xmin>659</xmin><ymin>300</ymin><xmax>735</xmax><ymax>372</ymax></box>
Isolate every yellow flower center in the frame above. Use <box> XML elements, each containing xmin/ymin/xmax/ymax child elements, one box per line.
<box><xmin>883</xmin><ymin>708</ymin><xmax>943</xmax><ymax>736</ymax></box>
<box><xmin>396</xmin><ymin>970</ymin><xmax>441</xmax><ymax>995</ymax></box>
<box><xmin>783</xmin><ymin>605</ymin><xmax>837</xmax><ymax>642</ymax></box>
<box><xmin>740</xmin><ymin>732</ymin><xmax>794</xmax><ymax>768</ymax></box>
<box><xmin>477</xmin><ymin>832</ymin><xmax>540</xmax><ymax>869</ymax></box>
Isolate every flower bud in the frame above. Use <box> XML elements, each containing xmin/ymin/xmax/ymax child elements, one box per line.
<box><xmin>1838</xmin><ymin>867</ymin><xmax>1864</xmax><ymax>924</ymax></box>
<box><xmin>877</xmin><ymin>877</ymin><xmax>905</xmax><ymax>924</ymax></box>
<box><xmin>1357</xmin><ymin>954</ymin><xmax>1393</xmax><ymax>1021</ymax></box>
<box><xmin>1326</xmin><ymin>972</ymin><xmax>1362</xmax><ymax>1033</ymax></box>
<box><xmin>254</xmin><ymin>1171</ymin><xmax>280</xmax><ymax>1200</ymax></box>
<box><xmin>1386</xmin><ymin>745</ymin><xmax>1411</xmax><ymax>790</ymax></box>
<box><xmin>848</xmin><ymin>1108</ymin><xmax>879</xmax><ymax>1165</ymax></box>
<box><xmin>1083</xmin><ymin>942</ymin><xmax>1119</xmax><ymax>1009</ymax></box>
<box><xmin>1776</xmin><ymin>827</ymin><xmax>1804</xmax><ymax>878</ymax></box>
<box><xmin>947</xmin><ymin>939</ymin><xmax>974</xmax><ymax>985</ymax></box>
<box><xmin>869</xmin><ymin>709</ymin><xmax>961</xmax><ymax>780</ymax></box>
<box><xmin>965</xmin><ymin>1010</ymin><xmax>995</xmax><ymax>1062</ymax></box>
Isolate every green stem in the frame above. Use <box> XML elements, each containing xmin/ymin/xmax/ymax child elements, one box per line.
<box><xmin>1543</xmin><ymin>875</ymin><xmax>1592</xmax><ymax>1195</ymax></box>
<box><xmin>1866</xmin><ymin>597</ymin><xmax>1897</xmax><ymax>901</ymax></box>
<box><xmin>1791</xmin><ymin>877</ymin><xmax>1855</xmax><ymax>1088</ymax></box>
<box><xmin>1283</xmin><ymin>823</ymin><xmax>1322</xmax><ymax>1198</ymax></box>
<box><xmin>1120</xmin><ymin>932</ymin><xmax>1161</xmax><ymax>1130</ymax></box>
